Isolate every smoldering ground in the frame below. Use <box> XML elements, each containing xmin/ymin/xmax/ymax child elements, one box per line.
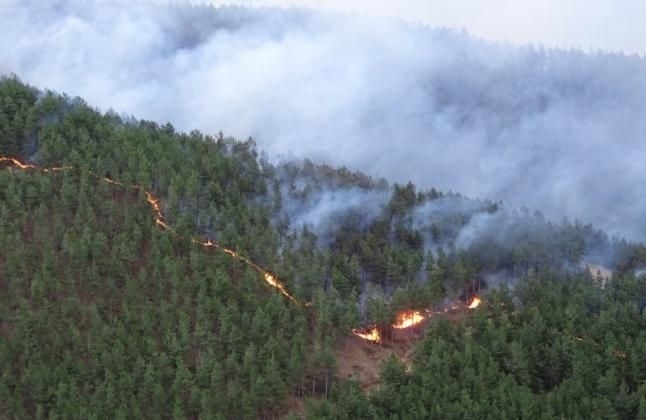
<box><xmin>3</xmin><ymin>1</ymin><xmax>646</xmax><ymax>241</ymax></box>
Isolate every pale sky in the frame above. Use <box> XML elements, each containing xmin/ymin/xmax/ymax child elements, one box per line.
<box><xmin>205</xmin><ymin>0</ymin><xmax>645</xmax><ymax>55</ymax></box>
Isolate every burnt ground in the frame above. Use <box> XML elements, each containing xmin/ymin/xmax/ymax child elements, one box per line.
<box><xmin>336</xmin><ymin>333</ymin><xmax>417</xmax><ymax>392</ymax></box>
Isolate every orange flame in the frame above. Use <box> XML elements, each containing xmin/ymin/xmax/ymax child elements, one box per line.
<box><xmin>353</xmin><ymin>299</ymin><xmax>485</xmax><ymax>343</ymax></box>
<box><xmin>220</xmin><ymin>247</ymin><xmax>295</xmax><ymax>302</ymax></box>
<box><xmin>1</xmin><ymin>156</ymin><xmax>70</xmax><ymax>171</ymax></box>
<box><xmin>352</xmin><ymin>327</ymin><xmax>380</xmax><ymax>343</ymax></box>
<box><xmin>468</xmin><ymin>296</ymin><xmax>482</xmax><ymax>309</ymax></box>
<box><xmin>392</xmin><ymin>310</ymin><xmax>425</xmax><ymax>329</ymax></box>
<box><xmin>1</xmin><ymin>156</ymin><xmax>296</xmax><ymax>302</ymax></box>
<box><xmin>353</xmin><ymin>310</ymin><xmax>425</xmax><ymax>343</ymax></box>
<box><xmin>0</xmin><ymin>156</ymin><xmax>37</xmax><ymax>169</ymax></box>
<box><xmin>202</xmin><ymin>239</ymin><xmax>218</xmax><ymax>248</ymax></box>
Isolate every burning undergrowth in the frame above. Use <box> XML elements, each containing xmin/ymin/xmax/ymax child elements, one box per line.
<box><xmin>352</xmin><ymin>294</ymin><xmax>483</xmax><ymax>345</ymax></box>
<box><xmin>1</xmin><ymin>156</ymin><xmax>297</xmax><ymax>302</ymax></box>
<box><xmin>343</xmin><ymin>293</ymin><xmax>484</xmax><ymax>391</ymax></box>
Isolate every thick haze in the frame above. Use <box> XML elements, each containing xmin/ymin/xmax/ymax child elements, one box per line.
<box><xmin>204</xmin><ymin>0</ymin><xmax>646</xmax><ymax>55</ymax></box>
<box><xmin>2</xmin><ymin>1</ymin><xmax>646</xmax><ymax>240</ymax></box>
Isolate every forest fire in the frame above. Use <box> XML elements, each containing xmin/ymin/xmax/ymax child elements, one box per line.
<box><xmin>353</xmin><ymin>310</ymin><xmax>425</xmax><ymax>344</ymax></box>
<box><xmin>221</xmin><ymin>246</ymin><xmax>295</xmax><ymax>301</ymax></box>
<box><xmin>0</xmin><ymin>156</ymin><xmax>37</xmax><ymax>169</ymax></box>
<box><xmin>1</xmin><ymin>156</ymin><xmax>296</xmax><ymax>303</ymax></box>
<box><xmin>468</xmin><ymin>296</ymin><xmax>482</xmax><ymax>309</ymax></box>
<box><xmin>392</xmin><ymin>310</ymin><xmax>425</xmax><ymax>329</ymax></box>
<box><xmin>202</xmin><ymin>239</ymin><xmax>218</xmax><ymax>248</ymax></box>
<box><xmin>1</xmin><ymin>156</ymin><xmax>70</xmax><ymax>172</ymax></box>
<box><xmin>353</xmin><ymin>299</ymin><xmax>486</xmax><ymax>344</ymax></box>
<box><xmin>144</xmin><ymin>191</ymin><xmax>166</xmax><ymax>226</ymax></box>
<box><xmin>94</xmin><ymin>173</ymin><xmax>172</xmax><ymax>232</ymax></box>
<box><xmin>352</xmin><ymin>327</ymin><xmax>381</xmax><ymax>343</ymax></box>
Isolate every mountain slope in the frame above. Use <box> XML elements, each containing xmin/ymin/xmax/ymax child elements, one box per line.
<box><xmin>1</xmin><ymin>76</ymin><xmax>646</xmax><ymax>418</ymax></box>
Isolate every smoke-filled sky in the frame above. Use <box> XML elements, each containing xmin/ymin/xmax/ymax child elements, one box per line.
<box><xmin>2</xmin><ymin>1</ymin><xmax>646</xmax><ymax>241</ymax></box>
<box><xmin>203</xmin><ymin>0</ymin><xmax>646</xmax><ymax>55</ymax></box>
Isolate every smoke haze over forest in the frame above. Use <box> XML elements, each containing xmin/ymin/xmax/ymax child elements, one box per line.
<box><xmin>3</xmin><ymin>0</ymin><xmax>646</xmax><ymax>240</ymax></box>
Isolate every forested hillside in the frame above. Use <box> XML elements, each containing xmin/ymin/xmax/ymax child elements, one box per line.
<box><xmin>310</xmin><ymin>275</ymin><xmax>646</xmax><ymax>419</ymax></box>
<box><xmin>0</xmin><ymin>77</ymin><xmax>312</xmax><ymax>418</ymax></box>
<box><xmin>1</xmin><ymin>76</ymin><xmax>646</xmax><ymax>418</ymax></box>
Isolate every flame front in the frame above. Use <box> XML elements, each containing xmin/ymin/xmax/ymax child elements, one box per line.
<box><xmin>353</xmin><ymin>310</ymin><xmax>425</xmax><ymax>344</ymax></box>
<box><xmin>353</xmin><ymin>300</ymin><xmax>483</xmax><ymax>343</ymax></box>
<box><xmin>221</xmin><ymin>247</ymin><xmax>295</xmax><ymax>301</ymax></box>
<box><xmin>468</xmin><ymin>297</ymin><xmax>482</xmax><ymax>309</ymax></box>
<box><xmin>392</xmin><ymin>310</ymin><xmax>425</xmax><ymax>329</ymax></box>
<box><xmin>1</xmin><ymin>156</ymin><xmax>296</xmax><ymax>302</ymax></box>
<box><xmin>1</xmin><ymin>157</ymin><xmax>70</xmax><ymax>171</ymax></box>
<box><xmin>0</xmin><ymin>156</ymin><xmax>36</xmax><ymax>169</ymax></box>
<box><xmin>352</xmin><ymin>327</ymin><xmax>380</xmax><ymax>343</ymax></box>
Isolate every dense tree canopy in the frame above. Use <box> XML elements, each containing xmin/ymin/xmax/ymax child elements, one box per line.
<box><xmin>310</xmin><ymin>274</ymin><xmax>646</xmax><ymax>419</ymax></box>
<box><xmin>1</xmin><ymin>75</ymin><xmax>645</xmax><ymax>418</ymax></box>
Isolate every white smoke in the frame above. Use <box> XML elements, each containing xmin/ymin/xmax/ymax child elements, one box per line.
<box><xmin>2</xmin><ymin>1</ymin><xmax>646</xmax><ymax>240</ymax></box>
<box><xmin>281</xmin><ymin>186</ymin><xmax>390</xmax><ymax>238</ymax></box>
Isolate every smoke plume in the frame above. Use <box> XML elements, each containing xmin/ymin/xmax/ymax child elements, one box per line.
<box><xmin>3</xmin><ymin>1</ymin><xmax>646</xmax><ymax>240</ymax></box>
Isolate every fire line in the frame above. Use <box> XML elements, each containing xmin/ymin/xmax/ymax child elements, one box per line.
<box><xmin>392</xmin><ymin>310</ymin><xmax>425</xmax><ymax>329</ymax></box>
<box><xmin>352</xmin><ymin>327</ymin><xmax>381</xmax><ymax>343</ymax></box>
<box><xmin>0</xmin><ymin>156</ymin><xmax>296</xmax><ymax>302</ymax></box>
<box><xmin>353</xmin><ymin>297</ymin><xmax>484</xmax><ymax>343</ymax></box>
